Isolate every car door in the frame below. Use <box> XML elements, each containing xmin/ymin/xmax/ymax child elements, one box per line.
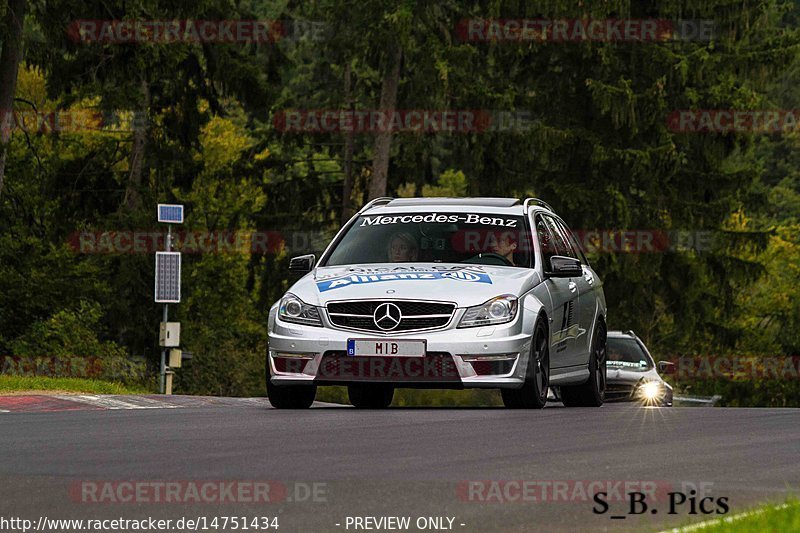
<box><xmin>552</xmin><ymin>217</ymin><xmax>597</xmax><ymax>363</ymax></box>
<box><xmin>535</xmin><ymin>214</ymin><xmax>581</xmax><ymax>369</ymax></box>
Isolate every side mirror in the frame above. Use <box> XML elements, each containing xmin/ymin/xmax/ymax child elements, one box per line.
<box><xmin>657</xmin><ymin>361</ymin><xmax>675</xmax><ymax>374</ymax></box>
<box><xmin>289</xmin><ymin>254</ymin><xmax>316</xmax><ymax>272</ymax></box>
<box><xmin>545</xmin><ymin>255</ymin><xmax>582</xmax><ymax>278</ymax></box>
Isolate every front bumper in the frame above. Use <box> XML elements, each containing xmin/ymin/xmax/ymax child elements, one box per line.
<box><xmin>605</xmin><ymin>379</ymin><xmax>674</xmax><ymax>406</ymax></box>
<box><xmin>268</xmin><ymin>311</ymin><xmax>532</xmax><ymax>388</ymax></box>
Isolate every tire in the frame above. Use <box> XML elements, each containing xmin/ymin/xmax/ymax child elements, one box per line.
<box><xmin>663</xmin><ymin>389</ymin><xmax>673</xmax><ymax>407</ymax></box>
<box><xmin>502</xmin><ymin>318</ymin><xmax>549</xmax><ymax>409</ymax></box>
<box><xmin>560</xmin><ymin>323</ymin><xmax>606</xmax><ymax>407</ymax></box>
<box><xmin>266</xmin><ymin>360</ymin><xmax>316</xmax><ymax>409</ymax></box>
<box><xmin>348</xmin><ymin>383</ymin><xmax>394</xmax><ymax>409</ymax></box>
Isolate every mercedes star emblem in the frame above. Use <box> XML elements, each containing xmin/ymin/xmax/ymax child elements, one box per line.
<box><xmin>373</xmin><ymin>302</ymin><xmax>402</xmax><ymax>331</ymax></box>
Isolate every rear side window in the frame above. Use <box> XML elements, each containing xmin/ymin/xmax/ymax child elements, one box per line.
<box><xmin>554</xmin><ymin>218</ymin><xmax>588</xmax><ymax>264</ymax></box>
<box><xmin>541</xmin><ymin>215</ymin><xmax>576</xmax><ymax>258</ymax></box>
<box><xmin>535</xmin><ymin>216</ymin><xmax>558</xmax><ymax>266</ymax></box>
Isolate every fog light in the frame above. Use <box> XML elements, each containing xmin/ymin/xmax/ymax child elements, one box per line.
<box><xmin>272</xmin><ymin>351</ymin><xmax>316</xmax><ymax>360</ymax></box>
<box><xmin>460</xmin><ymin>353</ymin><xmax>518</xmax><ymax>362</ymax></box>
<box><xmin>271</xmin><ymin>352</ymin><xmax>316</xmax><ymax>374</ymax></box>
<box><xmin>461</xmin><ymin>354</ymin><xmax>518</xmax><ymax>376</ymax></box>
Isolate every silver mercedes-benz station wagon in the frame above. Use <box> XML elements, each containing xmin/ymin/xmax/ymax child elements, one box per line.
<box><xmin>267</xmin><ymin>197</ymin><xmax>607</xmax><ymax>409</ymax></box>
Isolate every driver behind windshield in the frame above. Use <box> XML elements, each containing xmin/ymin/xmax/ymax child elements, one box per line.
<box><xmin>388</xmin><ymin>231</ymin><xmax>418</xmax><ymax>262</ymax></box>
<box><xmin>488</xmin><ymin>231</ymin><xmax>518</xmax><ymax>266</ymax></box>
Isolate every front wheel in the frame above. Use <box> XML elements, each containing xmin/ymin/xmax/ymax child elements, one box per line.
<box><xmin>266</xmin><ymin>361</ymin><xmax>316</xmax><ymax>409</ymax></box>
<box><xmin>502</xmin><ymin>319</ymin><xmax>549</xmax><ymax>409</ymax></box>
<box><xmin>561</xmin><ymin>324</ymin><xmax>606</xmax><ymax>407</ymax></box>
<box><xmin>348</xmin><ymin>383</ymin><xmax>394</xmax><ymax>409</ymax></box>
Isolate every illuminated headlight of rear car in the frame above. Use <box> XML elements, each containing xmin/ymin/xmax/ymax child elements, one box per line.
<box><xmin>278</xmin><ymin>293</ymin><xmax>322</xmax><ymax>327</ymax></box>
<box><xmin>458</xmin><ymin>295</ymin><xmax>518</xmax><ymax>328</ymax></box>
<box><xmin>637</xmin><ymin>381</ymin><xmax>663</xmax><ymax>402</ymax></box>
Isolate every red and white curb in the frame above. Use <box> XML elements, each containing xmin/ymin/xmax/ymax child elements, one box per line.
<box><xmin>0</xmin><ymin>394</ymin><xmax>272</xmax><ymax>413</ymax></box>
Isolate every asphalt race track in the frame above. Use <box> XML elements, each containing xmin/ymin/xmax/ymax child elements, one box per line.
<box><xmin>0</xmin><ymin>396</ymin><xmax>797</xmax><ymax>532</ymax></box>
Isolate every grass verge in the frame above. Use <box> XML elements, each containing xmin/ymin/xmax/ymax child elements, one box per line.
<box><xmin>0</xmin><ymin>375</ymin><xmax>149</xmax><ymax>395</ymax></box>
<box><xmin>668</xmin><ymin>499</ymin><xmax>799</xmax><ymax>532</ymax></box>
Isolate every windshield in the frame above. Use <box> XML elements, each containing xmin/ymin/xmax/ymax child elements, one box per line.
<box><xmin>606</xmin><ymin>338</ymin><xmax>653</xmax><ymax>372</ymax></box>
<box><xmin>324</xmin><ymin>212</ymin><xmax>533</xmax><ymax>267</ymax></box>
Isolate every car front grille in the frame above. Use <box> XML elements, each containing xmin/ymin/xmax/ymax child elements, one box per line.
<box><xmin>604</xmin><ymin>383</ymin><xmax>635</xmax><ymax>401</ymax></box>
<box><xmin>316</xmin><ymin>351</ymin><xmax>459</xmax><ymax>382</ymax></box>
<box><xmin>326</xmin><ymin>300</ymin><xmax>455</xmax><ymax>333</ymax></box>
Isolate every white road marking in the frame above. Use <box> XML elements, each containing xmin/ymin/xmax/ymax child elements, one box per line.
<box><xmin>230</xmin><ymin>397</ymin><xmax>269</xmax><ymax>406</ymax></box>
<box><xmin>68</xmin><ymin>395</ymin><xmax>179</xmax><ymax>410</ymax></box>
<box><xmin>113</xmin><ymin>395</ymin><xmax>182</xmax><ymax>408</ymax></box>
<box><xmin>313</xmin><ymin>401</ymin><xmax>350</xmax><ymax>407</ymax></box>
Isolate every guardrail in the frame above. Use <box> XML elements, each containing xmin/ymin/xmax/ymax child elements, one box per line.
<box><xmin>673</xmin><ymin>395</ymin><xmax>722</xmax><ymax>406</ymax></box>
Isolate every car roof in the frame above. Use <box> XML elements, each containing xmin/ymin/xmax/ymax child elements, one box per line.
<box><xmin>385</xmin><ymin>197</ymin><xmax>521</xmax><ymax>208</ymax></box>
<box><xmin>361</xmin><ymin>197</ymin><xmax>556</xmax><ymax>217</ymax></box>
<box><xmin>607</xmin><ymin>330</ymin><xmax>639</xmax><ymax>339</ymax></box>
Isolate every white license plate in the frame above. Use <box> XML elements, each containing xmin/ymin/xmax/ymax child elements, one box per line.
<box><xmin>347</xmin><ymin>339</ymin><xmax>426</xmax><ymax>357</ymax></box>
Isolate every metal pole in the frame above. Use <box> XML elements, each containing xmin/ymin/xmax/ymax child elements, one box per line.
<box><xmin>160</xmin><ymin>304</ymin><xmax>168</xmax><ymax>394</ymax></box>
<box><xmin>159</xmin><ymin>224</ymin><xmax>172</xmax><ymax>394</ymax></box>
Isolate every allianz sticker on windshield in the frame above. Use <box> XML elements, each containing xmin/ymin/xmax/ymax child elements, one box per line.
<box><xmin>607</xmin><ymin>360</ymin><xmax>648</xmax><ymax>368</ymax></box>
<box><xmin>316</xmin><ymin>265</ymin><xmax>487</xmax><ymax>280</ymax></box>
<box><xmin>316</xmin><ymin>269</ymin><xmax>492</xmax><ymax>292</ymax></box>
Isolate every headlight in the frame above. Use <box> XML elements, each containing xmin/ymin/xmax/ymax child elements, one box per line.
<box><xmin>278</xmin><ymin>293</ymin><xmax>322</xmax><ymax>327</ymax></box>
<box><xmin>458</xmin><ymin>295</ymin><xmax>518</xmax><ymax>328</ymax></box>
<box><xmin>638</xmin><ymin>381</ymin><xmax>662</xmax><ymax>402</ymax></box>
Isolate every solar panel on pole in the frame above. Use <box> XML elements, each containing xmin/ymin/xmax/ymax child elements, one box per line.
<box><xmin>155</xmin><ymin>251</ymin><xmax>181</xmax><ymax>303</ymax></box>
<box><xmin>157</xmin><ymin>204</ymin><xmax>184</xmax><ymax>224</ymax></box>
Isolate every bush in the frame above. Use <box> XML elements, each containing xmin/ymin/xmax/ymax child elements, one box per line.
<box><xmin>10</xmin><ymin>300</ymin><xmax>129</xmax><ymax>359</ymax></box>
<box><xmin>4</xmin><ymin>300</ymin><xmax>148</xmax><ymax>385</ymax></box>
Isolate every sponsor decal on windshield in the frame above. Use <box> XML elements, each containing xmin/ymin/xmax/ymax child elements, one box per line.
<box><xmin>607</xmin><ymin>360</ymin><xmax>648</xmax><ymax>368</ymax></box>
<box><xmin>359</xmin><ymin>213</ymin><xmax>518</xmax><ymax>227</ymax></box>
<box><xmin>316</xmin><ymin>265</ymin><xmax>487</xmax><ymax>280</ymax></box>
<box><xmin>316</xmin><ymin>269</ymin><xmax>492</xmax><ymax>292</ymax></box>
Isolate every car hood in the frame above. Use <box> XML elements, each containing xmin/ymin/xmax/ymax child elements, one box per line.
<box><xmin>606</xmin><ymin>366</ymin><xmax>663</xmax><ymax>384</ymax></box>
<box><xmin>287</xmin><ymin>263</ymin><xmax>542</xmax><ymax>307</ymax></box>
